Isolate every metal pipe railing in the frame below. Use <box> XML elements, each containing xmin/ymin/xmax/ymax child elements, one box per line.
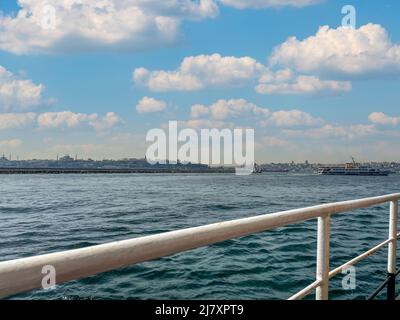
<box><xmin>0</xmin><ymin>193</ymin><xmax>399</xmax><ymax>299</ymax></box>
<box><xmin>387</xmin><ymin>200</ymin><xmax>398</xmax><ymax>300</ymax></box>
<box><xmin>367</xmin><ymin>268</ymin><xmax>400</xmax><ymax>300</ymax></box>
<box><xmin>329</xmin><ymin>238</ymin><xmax>392</xmax><ymax>279</ymax></box>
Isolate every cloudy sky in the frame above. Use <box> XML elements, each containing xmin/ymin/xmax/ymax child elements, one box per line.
<box><xmin>0</xmin><ymin>0</ymin><xmax>400</xmax><ymax>163</ymax></box>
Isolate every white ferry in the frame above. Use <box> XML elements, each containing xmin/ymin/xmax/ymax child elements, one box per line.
<box><xmin>317</xmin><ymin>158</ymin><xmax>390</xmax><ymax>176</ymax></box>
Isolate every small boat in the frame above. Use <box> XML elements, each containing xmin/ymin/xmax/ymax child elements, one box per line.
<box><xmin>253</xmin><ymin>163</ymin><xmax>263</xmax><ymax>174</ymax></box>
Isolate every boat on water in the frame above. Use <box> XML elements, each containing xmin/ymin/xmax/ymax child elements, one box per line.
<box><xmin>251</xmin><ymin>163</ymin><xmax>263</xmax><ymax>174</ymax></box>
<box><xmin>317</xmin><ymin>158</ymin><xmax>390</xmax><ymax>176</ymax></box>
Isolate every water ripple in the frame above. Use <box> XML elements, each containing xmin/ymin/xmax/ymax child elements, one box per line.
<box><xmin>0</xmin><ymin>173</ymin><xmax>399</xmax><ymax>300</ymax></box>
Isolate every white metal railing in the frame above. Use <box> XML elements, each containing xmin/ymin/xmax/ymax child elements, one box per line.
<box><xmin>0</xmin><ymin>193</ymin><xmax>399</xmax><ymax>300</ymax></box>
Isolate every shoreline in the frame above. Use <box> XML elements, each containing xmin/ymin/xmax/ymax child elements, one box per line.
<box><xmin>0</xmin><ymin>167</ymin><xmax>237</xmax><ymax>174</ymax></box>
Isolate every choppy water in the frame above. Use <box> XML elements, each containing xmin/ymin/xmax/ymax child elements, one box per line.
<box><xmin>1</xmin><ymin>173</ymin><xmax>399</xmax><ymax>300</ymax></box>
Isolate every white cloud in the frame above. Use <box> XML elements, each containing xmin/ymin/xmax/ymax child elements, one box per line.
<box><xmin>0</xmin><ymin>0</ymin><xmax>219</xmax><ymax>54</ymax></box>
<box><xmin>0</xmin><ymin>0</ymin><xmax>326</xmax><ymax>55</ymax></box>
<box><xmin>175</xmin><ymin>99</ymin><xmax>269</xmax><ymax>130</ymax></box>
<box><xmin>191</xmin><ymin>104</ymin><xmax>211</xmax><ymax>118</ymax></box>
<box><xmin>270</xmin><ymin>24</ymin><xmax>400</xmax><ymax>77</ymax></box>
<box><xmin>0</xmin><ymin>65</ymin><xmax>46</xmax><ymax>111</ymax></box>
<box><xmin>179</xmin><ymin>119</ymin><xmax>229</xmax><ymax>129</ymax></box>
<box><xmin>134</xmin><ymin>54</ymin><xmax>351</xmax><ymax>95</ymax></box>
<box><xmin>90</xmin><ymin>112</ymin><xmax>122</xmax><ymax>131</ymax></box>
<box><xmin>133</xmin><ymin>54</ymin><xmax>266</xmax><ymax>91</ymax></box>
<box><xmin>0</xmin><ymin>139</ymin><xmax>23</xmax><ymax>148</ymax></box>
<box><xmin>192</xmin><ymin>99</ymin><xmax>270</xmax><ymax>120</ymax></box>
<box><xmin>284</xmin><ymin>124</ymin><xmax>376</xmax><ymax>139</ymax></box>
<box><xmin>37</xmin><ymin>111</ymin><xmax>121</xmax><ymax>130</ymax></box>
<box><xmin>38</xmin><ymin>111</ymin><xmax>97</xmax><ymax>129</ymax></box>
<box><xmin>256</xmin><ymin>23</ymin><xmax>400</xmax><ymax>95</ymax></box>
<box><xmin>219</xmin><ymin>0</ymin><xmax>321</xmax><ymax>9</ymax></box>
<box><xmin>368</xmin><ymin>112</ymin><xmax>400</xmax><ymax>126</ymax></box>
<box><xmin>256</xmin><ymin>70</ymin><xmax>351</xmax><ymax>95</ymax></box>
<box><xmin>0</xmin><ymin>113</ymin><xmax>36</xmax><ymax>130</ymax></box>
<box><xmin>190</xmin><ymin>99</ymin><xmax>323</xmax><ymax>129</ymax></box>
<box><xmin>268</xmin><ymin>110</ymin><xmax>324</xmax><ymax>127</ymax></box>
<box><xmin>259</xmin><ymin>136</ymin><xmax>288</xmax><ymax>147</ymax></box>
<box><xmin>136</xmin><ymin>96</ymin><xmax>167</xmax><ymax>113</ymax></box>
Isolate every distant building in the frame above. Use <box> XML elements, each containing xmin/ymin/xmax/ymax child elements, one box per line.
<box><xmin>59</xmin><ymin>155</ymin><xmax>75</xmax><ymax>162</ymax></box>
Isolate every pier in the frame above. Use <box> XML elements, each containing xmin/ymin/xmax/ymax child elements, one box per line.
<box><xmin>0</xmin><ymin>193</ymin><xmax>398</xmax><ymax>300</ymax></box>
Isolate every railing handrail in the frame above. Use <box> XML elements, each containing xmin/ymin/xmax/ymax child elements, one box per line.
<box><xmin>0</xmin><ymin>193</ymin><xmax>399</xmax><ymax>299</ymax></box>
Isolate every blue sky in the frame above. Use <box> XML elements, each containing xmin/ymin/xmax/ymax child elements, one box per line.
<box><xmin>0</xmin><ymin>0</ymin><xmax>400</xmax><ymax>162</ymax></box>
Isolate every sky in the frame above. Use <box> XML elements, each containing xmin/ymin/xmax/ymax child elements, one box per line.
<box><xmin>0</xmin><ymin>0</ymin><xmax>400</xmax><ymax>163</ymax></box>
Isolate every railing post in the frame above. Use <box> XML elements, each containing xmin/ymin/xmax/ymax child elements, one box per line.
<box><xmin>316</xmin><ymin>215</ymin><xmax>331</xmax><ymax>300</ymax></box>
<box><xmin>387</xmin><ymin>200</ymin><xmax>398</xmax><ymax>300</ymax></box>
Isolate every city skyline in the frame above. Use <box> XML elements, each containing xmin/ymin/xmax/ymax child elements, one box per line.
<box><xmin>1</xmin><ymin>152</ymin><xmax>400</xmax><ymax>166</ymax></box>
<box><xmin>1</xmin><ymin>1</ymin><xmax>400</xmax><ymax>163</ymax></box>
